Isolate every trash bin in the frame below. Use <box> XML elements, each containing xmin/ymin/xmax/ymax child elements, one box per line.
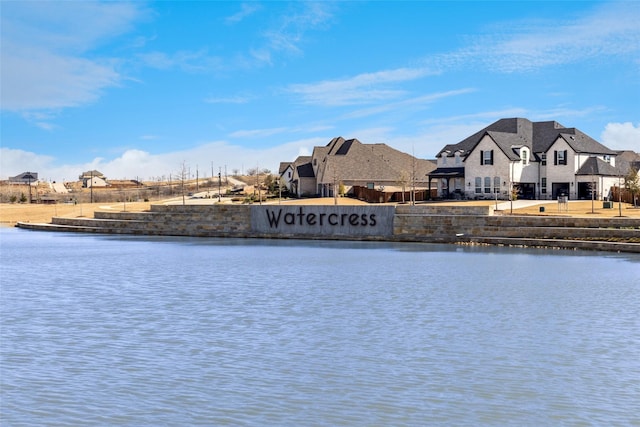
<box><xmin>539</xmin><ymin>206</ymin><xmax>545</xmax><ymax>212</ymax></box>
<box><xmin>603</xmin><ymin>201</ymin><xmax>613</xmax><ymax>209</ymax></box>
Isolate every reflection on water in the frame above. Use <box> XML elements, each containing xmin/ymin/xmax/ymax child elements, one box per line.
<box><xmin>1</xmin><ymin>228</ymin><xmax>639</xmax><ymax>426</ymax></box>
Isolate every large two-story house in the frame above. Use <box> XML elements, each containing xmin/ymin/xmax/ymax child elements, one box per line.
<box><xmin>280</xmin><ymin>137</ymin><xmax>436</xmax><ymax>198</ymax></box>
<box><xmin>429</xmin><ymin>118</ymin><xmax>621</xmax><ymax>200</ymax></box>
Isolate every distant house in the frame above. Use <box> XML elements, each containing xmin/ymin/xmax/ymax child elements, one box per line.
<box><xmin>79</xmin><ymin>170</ymin><xmax>108</xmax><ymax>188</ymax></box>
<box><xmin>279</xmin><ymin>156</ymin><xmax>315</xmax><ymax>196</ymax></box>
<box><xmin>430</xmin><ymin>118</ymin><xmax>622</xmax><ymax>200</ymax></box>
<box><xmin>280</xmin><ymin>137</ymin><xmax>436</xmax><ymax>199</ymax></box>
<box><xmin>9</xmin><ymin>171</ymin><xmax>38</xmax><ymax>184</ymax></box>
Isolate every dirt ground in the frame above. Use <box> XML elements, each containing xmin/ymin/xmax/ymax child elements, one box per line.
<box><xmin>1</xmin><ymin>198</ymin><xmax>639</xmax><ymax>227</ymax></box>
<box><xmin>0</xmin><ymin>201</ymin><xmax>152</xmax><ymax>226</ymax></box>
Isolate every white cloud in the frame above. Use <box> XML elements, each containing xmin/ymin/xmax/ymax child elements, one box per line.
<box><xmin>288</xmin><ymin>67</ymin><xmax>437</xmax><ymax>106</ymax></box>
<box><xmin>0</xmin><ymin>1</ymin><xmax>145</xmax><ymax>113</ymax></box>
<box><xmin>0</xmin><ymin>148</ymin><xmax>56</xmax><ymax>180</ymax></box>
<box><xmin>2</xmin><ymin>42</ymin><xmax>120</xmax><ymax>111</ymax></box>
<box><xmin>137</xmin><ymin>49</ymin><xmax>223</xmax><ymax>73</ymax></box>
<box><xmin>263</xmin><ymin>2</ymin><xmax>335</xmax><ymax>56</ymax></box>
<box><xmin>343</xmin><ymin>89</ymin><xmax>475</xmax><ymax>120</ymax></box>
<box><xmin>439</xmin><ymin>2</ymin><xmax>640</xmax><ymax>73</ymax></box>
<box><xmin>229</xmin><ymin>128</ymin><xmax>289</xmax><ymax>139</ymax></box>
<box><xmin>601</xmin><ymin>122</ymin><xmax>640</xmax><ymax>151</ymax></box>
<box><xmin>225</xmin><ymin>3</ymin><xmax>262</xmax><ymax>25</ymax></box>
<box><xmin>204</xmin><ymin>95</ymin><xmax>252</xmax><ymax>104</ymax></box>
<box><xmin>1</xmin><ymin>138</ymin><xmax>328</xmax><ymax>183</ymax></box>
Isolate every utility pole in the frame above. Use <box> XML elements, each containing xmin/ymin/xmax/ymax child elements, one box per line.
<box><xmin>27</xmin><ymin>172</ymin><xmax>32</xmax><ymax>203</ymax></box>
<box><xmin>256</xmin><ymin>163</ymin><xmax>262</xmax><ymax>205</ymax></box>
<box><xmin>333</xmin><ymin>169</ymin><xmax>338</xmax><ymax>206</ymax></box>
<box><xmin>218</xmin><ymin>167</ymin><xmax>222</xmax><ymax>202</ymax></box>
<box><xmin>618</xmin><ymin>173</ymin><xmax>623</xmax><ymax>217</ymax></box>
<box><xmin>89</xmin><ymin>170</ymin><xmax>93</xmax><ymax>203</ymax></box>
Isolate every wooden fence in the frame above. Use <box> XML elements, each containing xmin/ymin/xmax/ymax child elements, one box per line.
<box><xmin>351</xmin><ymin>186</ymin><xmax>435</xmax><ymax>203</ymax></box>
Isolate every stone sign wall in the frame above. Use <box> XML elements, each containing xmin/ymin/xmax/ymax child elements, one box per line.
<box><xmin>251</xmin><ymin>205</ymin><xmax>395</xmax><ymax>237</ymax></box>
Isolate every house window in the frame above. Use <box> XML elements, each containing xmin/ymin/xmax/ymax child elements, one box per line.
<box><xmin>554</xmin><ymin>150</ymin><xmax>567</xmax><ymax>165</ymax></box>
<box><xmin>493</xmin><ymin>176</ymin><xmax>500</xmax><ymax>193</ymax></box>
<box><xmin>441</xmin><ymin>155</ymin><xmax>447</xmax><ymax>166</ymax></box>
<box><xmin>604</xmin><ymin>155</ymin><xmax>611</xmax><ymax>163</ymax></box>
<box><xmin>475</xmin><ymin>177</ymin><xmax>482</xmax><ymax>194</ymax></box>
<box><xmin>521</xmin><ymin>149</ymin><xmax>528</xmax><ymax>165</ymax></box>
<box><xmin>288</xmin><ymin>171</ymin><xmax>291</xmax><ymax>178</ymax></box>
<box><xmin>481</xmin><ymin>150</ymin><xmax>493</xmax><ymax>165</ymax></box>
<box><xmin>455</xmin><ymin>153</ymin><xmax>461</xmax><ymax>165</ymax></box>
<box><xmin>484</xmin><ymin>177</ymin><xmax>491</xmax><ymax>193</ymax></box>
<box><xmin>541</xmin><ymin>178</ymin><xmax>547</xmax><ymax>194</ymax></box>
<box><xmin>541</xmin><ymin>153</ymin><xmax>547</xmax><ymax>166</ymax></box>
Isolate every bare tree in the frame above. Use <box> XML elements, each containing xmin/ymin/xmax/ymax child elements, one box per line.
<box><xmin>625</xmin><ymin>167</ymin><xmax>639</xmax><ymax>207</ymax></box>
<box><xmin>177</xmin><ymin>161</ymin><xmax>189</xmax><ymax>205</ymax></box>
<box><xmin>396</xmin><ymin>170</ymin><xmax>409</xmax><ymax>204</ymax></box>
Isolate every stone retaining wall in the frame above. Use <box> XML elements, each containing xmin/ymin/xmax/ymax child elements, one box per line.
<box><xmin>16</xmin><ymin>204</ymin><xmax>640</xmax><ymax>253</ymax></box>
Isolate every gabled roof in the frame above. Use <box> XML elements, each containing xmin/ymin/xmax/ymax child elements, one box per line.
<box><xmin>287</xmin><ymin>155</ymin><xmax>315</xmax><ymax>178</ymax></box>
<box><xmin>80</xmin><ymin>170</ymin><xmax>104</xmax><ymax>178</ymax></box>
<box><xmin>615</xmin><ymin>150</ymin><xmax>640</xmax><ymax>175</ymax></box>
<box><xmin>278</xmin><ymin>162</ymin><xmax>292</xmax><ymax>175</ymax></box>
<box><xmin>486</xmin><ymin>130</ymin><xmax>531</xmax><ymax>161</ymax></box>
<box><xmin>11</xmin><ymin>171</ymin><xmax>38</xmax><ymax>180</ymax></box>
<box><xmin>310</xmin><ymin>136</ymin><xmax>435</xmax><ymax>184</ymax></box>
<box><xmin>576</xmin><ymin>157</ymin><xmax>620</xmax><ymax>176</ymax></box>
<box><xmin>556</xmin><ymin>130</ymin><xmax>617</xmax><ymax>156</ymax></box>
<box><xmin>437</xmin><ymin>118</ymin><xmax>615</xmax><ymax>161</ymax></box>
<box><xmin>296</xmin><ymin>162</ymin><xmax>315</xmax><ymax>178</ymax></box>
<box><xmin>437</xmin><ymin>118</ymin><xmax>533</xmax><ymax>158</ymax></box>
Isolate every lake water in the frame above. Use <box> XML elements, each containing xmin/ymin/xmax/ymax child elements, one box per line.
<box><xmin>1</xmin><ymin>227</ymin><xmax>639</xmax><ymax>426</ymax></box>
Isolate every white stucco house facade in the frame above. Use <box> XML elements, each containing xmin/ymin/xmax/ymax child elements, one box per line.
<box><xmin>429</xmin><ymin>118</ymin><xmax>621</xmax><ymax>200</ymax></box>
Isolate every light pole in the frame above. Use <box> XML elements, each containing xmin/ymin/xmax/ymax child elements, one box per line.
<box><xmin>90</xmin><ymin>170</ymin><xmax>93</xmax><ymax>204</ymax></box>
<box><xmin>27</xmin><ymin>172</ymin><xmax>32</xmax><ymax>203</ymax></box>
<box><xmin>618</xmin><ymin>174</ymin><xmax>623</xmax><ymax>217</ymax></box>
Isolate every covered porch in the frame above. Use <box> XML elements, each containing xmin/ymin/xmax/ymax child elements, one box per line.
<box><xmin>428</xmin><ymin>167</ymin><xmax>465</xmax><ymax>199</ymax></box>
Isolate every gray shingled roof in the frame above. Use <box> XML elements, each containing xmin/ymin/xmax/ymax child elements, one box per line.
<box><xmin>558</xmin><ymin>130</ymin><xmax>617</xmax><ymax>156</ymax></box>
<box><xmin>297</xmin><ymin>162</ymin><xmax>315</xmax><ymax>178</ymax></box>
<box><xmin>437</xmin><ymin>118</ymin><xmax>615</xmax><ymax>161</ymax></box>
<box><xmin>313</xmin><ymin>137</ymin><xmax>435</xmax><ymax>184</ymax></box>
<box><xmin>615</xmin><ymin>150</ymin><xmax>640</xmax><ymax>175</ymax></box>
<box><xmin>278</xmin><ymin>162</ymin><xmax>292</xmax><ymax>175</ymax></box>
<box><xmin>576</xmin><ymin>157</ymin><xmax>620</xmax><ymax>176</ymax></box>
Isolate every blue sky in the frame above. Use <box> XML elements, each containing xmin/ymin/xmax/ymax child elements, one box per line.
<box><xmin>1</xmin><ymin>1</ymin><xmax>639</xmax><ymax>182</ymax></box>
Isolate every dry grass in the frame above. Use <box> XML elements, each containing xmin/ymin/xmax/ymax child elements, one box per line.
<box><xmin>504</xmin><ymin>200</ymin><xmax>640</xmax><ymax>218</ymax></box>
<box><xmin>0</xmin><ymin>201</ymin><xmax>152</xmax><ymax>226</ymax></box>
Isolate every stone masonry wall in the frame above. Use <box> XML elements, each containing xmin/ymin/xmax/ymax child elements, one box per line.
<box><xmin>17</xmin><ymin>203</ymin><xmax>640</xmax><ymax>252</ymax></box>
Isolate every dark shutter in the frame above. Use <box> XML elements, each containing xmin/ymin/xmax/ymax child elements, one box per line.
<box><xmin>480</xmin><ymin>150</ymin><xmax>484</xmax><ymax>165</ymax></box>
<box><xmin>554</xmin><ymin>151</ymin><xmax>558</xmax><ymax>165</ymax></box>
<box><xmin>563</xmin><ymin>150</ymin><xmax>567</xmax><ymax>165</ymax></box>
<box><xmin>490</xmin><ymin>150</ymin><xmax>494</xmax><ymax>165</ymax></box>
